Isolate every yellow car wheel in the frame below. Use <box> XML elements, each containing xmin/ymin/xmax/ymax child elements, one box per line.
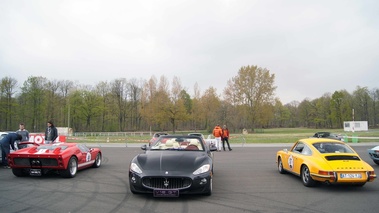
<box><xmin>301</xmin><ymin>165</ymin><xmax>316</xmax><ymax>187</ymax></box>
<box><xmin>278</xmin><ymin>157</ymin><xmax>286</xmax><ymax>174</ymax></box>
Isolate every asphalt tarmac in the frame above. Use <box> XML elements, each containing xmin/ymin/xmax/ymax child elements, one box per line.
<box><xmin>0</xmin><ymin>143</ymin><xmax>378</xmax><ymax>213</ymax></box>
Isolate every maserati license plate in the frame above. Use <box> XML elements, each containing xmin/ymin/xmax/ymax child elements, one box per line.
<box><xmin>153</xmin><ymin>189</ymin><xmax>179</xmax><ymax>197</ymax></box>
<box><xmin>340</xmin><ymin>173</ymin><xmax>362</xmax><ymax>179</ymax></box>
<box><xmin>30</xmin><ymin>169</ymin><xmax>42</xmax><ymax>176</ymax></box>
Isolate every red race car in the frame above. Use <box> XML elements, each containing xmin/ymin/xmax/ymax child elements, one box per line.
<box><xmin>8</xmin><ymin>142</ymin><xmax>102</xmax><ymax>178</ymax></box>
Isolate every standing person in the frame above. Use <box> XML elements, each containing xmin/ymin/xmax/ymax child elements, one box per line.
<box><xmin>222</xmin><ymin>125</ymin><xmax>232</xmax><ymax>151</ymax></box>
<box><xmin>212</xmin><ymin>124</ymin><xmax>223</xmax><ymax>151</ymax></box>
<box><xmin>45</xmin><ymin>121</ymin><xmax>58</xmax><ymax>144</ymax></box>
<box><xmin>0</xmin><ymin>133</ymin><xmax>22</xmax><ymax>168</ymax></box>
<box><xmin>16</xmin><ymin>123</ymin><xmax>29</xmax><ymax>141</ymax></box>
<box><xmin>16</xmin><ymin>123</ymin><xmax>29</xmax><ymax>149</ymax></box>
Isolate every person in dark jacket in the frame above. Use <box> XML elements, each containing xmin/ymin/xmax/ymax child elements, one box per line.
<box><xmin>222</xmin><ymin>125</ymin><xmax>232</xmax><ymax>151</ymax></box>
<box><xmin>0</xmin><ymin>133</ymin><xmax>22</xmax><ymax>168</ymax></box>
<box><xmin>45</xmin><ymin>121</ymin><xmax>58</xmax><ymax>144</ymax></box>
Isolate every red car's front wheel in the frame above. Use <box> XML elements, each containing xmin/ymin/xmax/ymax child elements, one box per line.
<box><xmin>92</xmin><ymin>153</ymin><xmax>102</xmax><ymax>168</ymax></box>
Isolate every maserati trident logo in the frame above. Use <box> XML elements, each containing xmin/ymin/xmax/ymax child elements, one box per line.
<box><xmin>164</xmin><ymin>179</ymin><xmax>169</xmax><ymax>188</ymax></box>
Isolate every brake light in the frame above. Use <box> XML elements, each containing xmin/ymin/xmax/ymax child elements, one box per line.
<box><xmin>319</xmin><ymin>170</ymin><xmax>330</xmax><ymax>175</ymax></box>
<box><xmin>368</xmin><ymin>171</ymin><xmax>376</xmax><ymax>181</ymax></box>
<box><xmin>319</xmin><ymin>170</ymin><xmax>336</xmax><ymax>180</ymax></box>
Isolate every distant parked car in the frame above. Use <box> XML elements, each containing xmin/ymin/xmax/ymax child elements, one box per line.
<box><xmin>188</xmin><ymin>133</ymin><xmax>205</xmax><ymax>138</ymax></box>
<box><xmin>188</xmin><ymin>133</ymin><xmax>217</xmax><ymax>148</ymax></box>
<box><xmin>149</xmin><ymin>132</ymin><xmax>169</xmax><ymax>146</ymax></box>
<box><xmin>312</xmin><ymin>132</ymin><xmax>344</xmax><ymax>141</ymax></box>
<box><xmin>0</xmin><ymin>132</ymin><xmax>8</xmax><ymax>139</ymax></box>
<box><xmin>367</xmin><ymin>146</ymin><xmax>379</xmax><ymax>165</ymax></box>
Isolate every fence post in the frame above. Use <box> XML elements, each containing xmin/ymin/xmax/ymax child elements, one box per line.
<box><xmin>343</xmin><ymin>134</ymin><xmax>349</xmax><ymax>143</ymax></box>
<box><xmin>352</xmin><ymin>134</ymin><xmax>358</xmax><ymax>143</ymax></box>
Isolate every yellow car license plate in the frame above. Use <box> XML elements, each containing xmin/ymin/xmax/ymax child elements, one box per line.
<box><xmin>340</xmin><ymin>173</ymin><xmax>362</xmax><ymax>179</ymax></box>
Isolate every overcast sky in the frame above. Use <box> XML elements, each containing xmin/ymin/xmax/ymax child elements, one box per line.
<box><xmin>1</xmin><ymin>0</ymin><xmax>378</xmax><ymax>104</ymax></box>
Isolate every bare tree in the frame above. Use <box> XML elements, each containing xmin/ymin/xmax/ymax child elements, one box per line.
<box><xmin>369</xmin><ymin>88</ymin><xmax>379</xmax><ymax>128</ymax></box>
<box><xmin>225</xmin><ymin>65</ymin><xmax>276</xmax><ymax>128</ymax></box>
<box><xmin>111</xmin><ymin>78</ymin><xmax>128</xmax><ymax>131</ymax></box>
<box><xmin>96</xmin><ymin>81</ymin><xmax>111</xmax><ymax>131</ymax></box>
<box><xmin>200</xmin><ymin>87</ymin><xmax>221</xmax><ymax>130</ymax></box>
<box><xmin>167</xmin><ymin>77</ymin><xmax>189</xmax><ymax>133</ymax></box>
<box><xmin>0</xmin><ymin>77</ymin><xmax>18</xmax><ymax>130</ymax></box>
<box><xmin>127</xmin><ymin>78</ymin><xmax>142</xmax><ymax>130</ymax></box>
<box><xmin>20</xmin><ymin>76</ymin><xmax>48</xmax><ymax>132</ymax></box>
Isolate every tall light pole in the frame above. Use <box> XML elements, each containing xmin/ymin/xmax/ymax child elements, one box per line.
<box><xmin>68</xmin><ymin>103</ymin><xmax>70</xmax><ymax>129</ymax></box>
<box><xmin>352</xmin><ymin>108</ymin><xmax>355</xmax><ymax>133</ymax></box>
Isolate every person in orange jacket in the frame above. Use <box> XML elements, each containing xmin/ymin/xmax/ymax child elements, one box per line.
<box><xmin>212</xmin><ymin>124</ymin><xmax>223</xmax><ymax>151</ymax></box>
<box><xmin>222</xmin><ymin>125</ymin><xmax>232</xmax><ymax>151</ymax></box>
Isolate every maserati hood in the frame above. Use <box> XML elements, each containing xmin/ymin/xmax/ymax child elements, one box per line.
<box><xmin>136</xmin><ymin>151</ymin><xmax>208</xmax><ymax>174</ymax></box>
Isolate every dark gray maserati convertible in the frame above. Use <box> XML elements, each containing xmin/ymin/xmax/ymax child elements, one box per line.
<box><xmin>129</xmin><ymin>135</ymin><xmax>217</xmax><ymax>197</ymax></box>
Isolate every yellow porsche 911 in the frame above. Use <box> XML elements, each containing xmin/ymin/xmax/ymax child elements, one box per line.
<box><xmin>276</xmin><ymin>138</ymin><xmax>376</xmax><ymax>187</ymax></box>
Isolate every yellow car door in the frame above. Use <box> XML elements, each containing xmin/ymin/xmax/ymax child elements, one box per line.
<box><xmin>290</xmin><ymin>142</ymin><xmax>307</xmax><ymax>175</ymax></box>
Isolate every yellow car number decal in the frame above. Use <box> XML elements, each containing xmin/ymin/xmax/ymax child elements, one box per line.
<box><xmin>288</xmin><ymin>155</ymin><xmax>294</xmax><ymax>170</ymax></box>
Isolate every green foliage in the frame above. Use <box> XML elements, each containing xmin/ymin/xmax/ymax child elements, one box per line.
<box><xmin>21</xmin><ymin>76</ymin><xmax>48</xmax><ymax>131</ymax></box>
<box><xmin>1</xmin><ymin>73</ymin><xmax>379</xmax><ymax>133</ymax></box>
<box><xmin>65</xmin><ymin>128</ymin><xmax>379</xmax><ymax>144</ymax></box>
<box><xmin>0</xmin><ymin>77</ymin><xmax>18</xmax><ymax>129</ymax></box>
<box><xmin>225</xmin><ymin>65</ymin><xmax>276</xmax><ymax>129</ymax></box>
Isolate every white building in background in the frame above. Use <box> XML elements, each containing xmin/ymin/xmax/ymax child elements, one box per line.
<box><xmin>343</xmin><ymin>121</ymin><xmax>368</xmax><ymax>132</ymax></box>
<box><xmin>57</xmin><ymin>127</ymin><xmax>73</xmax><ymax>136</ymax></box>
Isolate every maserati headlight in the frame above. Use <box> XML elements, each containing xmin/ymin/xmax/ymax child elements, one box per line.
<box><xmin>130</xmin><ymin>163</ymin><xmax>142</xmax><ymax>174</ymax></box>
<box><xmin>193</xmin><ymin>164</ymin><xmax>210</xmax><ymax>175</ymax></box>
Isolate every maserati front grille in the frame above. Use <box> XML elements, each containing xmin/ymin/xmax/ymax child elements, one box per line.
<box><xmin>142</xmin><ymin>177</ymin><xmax>192</xmax><ymax>189</ymax></box>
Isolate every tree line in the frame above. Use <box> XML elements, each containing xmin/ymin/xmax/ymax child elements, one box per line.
<box><xmin>1</xmin><ymin>65</ymin><xmax>378</xmax><ymax>133</ymax></box>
